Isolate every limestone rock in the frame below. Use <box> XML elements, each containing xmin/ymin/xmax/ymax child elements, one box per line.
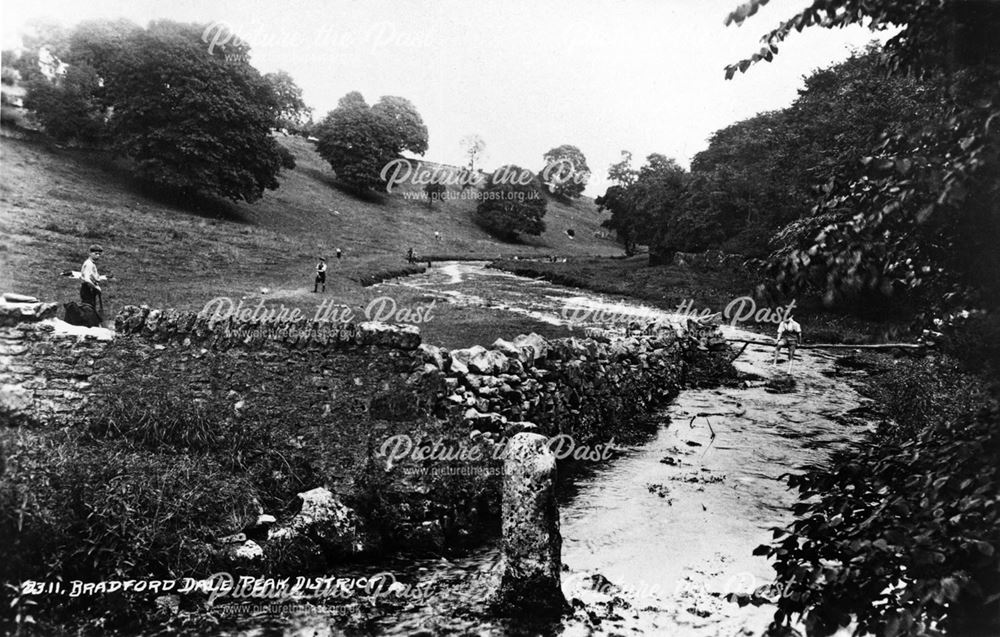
<box><xmin>496</xmin><ymin>432</ymin><xmax>566</xmax><ymax>614</ymax></box>
<box><xmin>451</xmin><ymin>345</ymin><xmax>490</xmax><ymax>375</ymax></box>
<box><xmin>469</xmin><ymin>348</ymin><xmax>509</xmax><ymax>375</ymax></box>
<box><xmin>0</xmin><ymin>383</ymin><xmax>32</xmax><ymax>412</ymax></box>
<box><xmin>464</xmin><ymin>408</ymin><xmax>506</xmax><ymax>431</ymax></box>
<box><xmin>417</xmin><ymin>343</ymin><xmax>447</xmax><ymax>369</ymax></box>
<box><xmin>512</xmin><ymin>333</ymin><xmax>549</xmax><ymax>364</ymax></box>
<box><xmin>268</xmin><ymin>487</ymin><xmax>365</xmax><ymax>555</ymax></box>
<box><xmin>0</xmin><ymin>300</ymin><xmax>59</xmax><ymax>327</ymax></box>
<box><xmin>221</xmin><ymin>539</ymin><xmax>264</xmax><ymax>563</ymax></box>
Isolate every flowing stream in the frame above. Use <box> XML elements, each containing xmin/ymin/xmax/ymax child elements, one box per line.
<box><xmin>220</xmin><ymin>262</ymin><xmax>875</xmax><ymax>637</ymax></box>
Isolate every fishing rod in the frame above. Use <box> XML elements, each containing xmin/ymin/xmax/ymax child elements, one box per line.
<box><xmin>724</xmin><ymin>338</ymin><xmax>931</xmax><ymax>350</ymax></box>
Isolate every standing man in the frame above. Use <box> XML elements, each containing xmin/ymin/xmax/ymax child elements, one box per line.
<box><xmin>314</xmin><ymin>257</ymin><xmax>327</xmax><ymax>293</ymax></box>
<box><xmin>336</xmin><ymin>248</ymin><xmax>342</xmax><ymax>261</ymax></box>
<box><xmin>80</xmin><ymin>244</ymin><xmax>107</xmax><ymax>311</ymax></box>
<box><xmin>773</xmin><ymin>312</ymin><xmax>802</xmax><ymax>368</ymax></box>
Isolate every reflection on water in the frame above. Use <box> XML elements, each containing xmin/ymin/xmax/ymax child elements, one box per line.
<box><xmin>212</xmin><ymin>262</ymin><xmax>874</xmax><ymax>636</ymax></box>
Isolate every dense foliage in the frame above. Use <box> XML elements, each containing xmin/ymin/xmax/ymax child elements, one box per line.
<box><xmin>726</xmin><ymin>0</ymin><xmax>1000</xmax><ymax>313</ymax></box>
<box><xmin>645</xmin><ymin>49</ymin><xmax>941</xmax><ymax>263</ymax></box>
<box><xmin>424</xmin><ymin>181</ymin><xmax>446</xmax><ymax>208</ymax></box>
<box><xmin>725</xmin><ymin>2</ymin><xmax>1000</xmax><ymax>635</ymax></box>
<box><xmin>473</xmin><ymin>165</ymin><xmax>547</xmax><ymax>240</ymax></box>
<box><xmin>18</xmin><ymin>19</ymin><xmax>294</xmax><ymax>203</ymax></box>
<box><xmin>595</xmin><ymin>152</ymin><xmax>687</xmax><ymax>256</ymax></box>
<box><xmin>264</xmin><ymin>70</ymin><xmax>312</xmax><ymax>133</ymax></box>
<box><xmin>314</xmin><ymin>92</ymin><xmax>428</xmax><ymax>191</ymax></box>
<box><xmin>754</xmin><ymin>364</ymin><xmax>999</xmax><ymax>636</ymax></box>
<box><xmin>541</xmin><ymin>144</ymin><xmax>590</xmax><ymax>199</ymax></box>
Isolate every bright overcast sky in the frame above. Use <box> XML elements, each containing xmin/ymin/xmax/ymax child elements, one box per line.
<box><xmin>2</xmin><ymin>0</ymin><xmax>885</xmax><ymax>195</ymax></box>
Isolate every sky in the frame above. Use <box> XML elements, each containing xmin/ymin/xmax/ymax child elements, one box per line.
<box><xmin>1</xmin><ymin>0</ymin><xmax>886</xmax><ymax>195</ymax></box>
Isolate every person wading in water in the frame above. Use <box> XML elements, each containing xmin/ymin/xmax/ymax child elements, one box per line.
<box><xmin>773</xmin><ymin>312</ymin><xmax>802</xmax><ymax>369</ymax></box>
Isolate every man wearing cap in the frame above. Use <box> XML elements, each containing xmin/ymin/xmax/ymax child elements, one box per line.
<box><xmin>314</xmin><ymin>257</ymin><xmax>327</xmax><ymax>293</ymax></box>
<box><xmin>80</xmin><ymin>244</ymin><xmax>108</xmax><ymax>309</ymax></box>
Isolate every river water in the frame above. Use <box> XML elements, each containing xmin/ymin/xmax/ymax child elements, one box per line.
<box><xmin>220</xmin><ymin>262</ymin><xmax>874</xmax><ymax>637</ymax></box>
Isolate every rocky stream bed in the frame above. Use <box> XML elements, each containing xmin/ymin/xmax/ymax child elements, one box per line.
<box><xmin>199</xmin><ymin>262</ymin><xmax>877</xmax><ymax>637</ymax></box>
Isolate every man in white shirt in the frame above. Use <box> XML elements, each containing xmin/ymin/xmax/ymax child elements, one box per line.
<box><xmin>80</xmin><ymin>244</ymin><xmax>107</xmax><ymax>310</ymax></box>
<box><xmin>773</xmin><ymin>313</ymin><xmax>802</xmax><ymax>367</ymax></box>
<box><xmin>313</xmin><ymin>257</ymin><xmax>327</xmax><ymax>293</ymax></box>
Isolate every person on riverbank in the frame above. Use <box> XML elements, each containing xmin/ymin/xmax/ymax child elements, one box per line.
<box><xmin>80</xmin><ymin>244</ymin><xmax>107</xmax><ymax>310</ymax></box>
<box><xmin>313</xmin><ymin>257</ymin><xmax>327</xmax><ymax>293</ymax></box>
<box><xmin>773</xmin><ymin>313</ymin><xmax>802</xmax><ymax>367</ymax></box>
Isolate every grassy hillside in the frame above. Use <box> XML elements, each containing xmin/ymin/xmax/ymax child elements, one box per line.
<box><xmin>0</xmin><ymin>132</ymin><xmax>620</xmax><ymax>322</ymax></box>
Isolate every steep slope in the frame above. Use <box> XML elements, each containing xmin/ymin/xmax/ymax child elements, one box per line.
<box><xmin>0</xmin><ymin>132</ymin><xmax>620</xmax><ymax>312</ymax></box>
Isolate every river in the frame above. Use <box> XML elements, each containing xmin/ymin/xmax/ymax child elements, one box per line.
<box><xmin>218</xmin><ymin>262</ymin><xmax>874</xmax><ymax>637</ymax></box>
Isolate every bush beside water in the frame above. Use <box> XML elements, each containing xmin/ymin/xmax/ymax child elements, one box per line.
<box><xmin>758</xmin><ymin>352</ymin><xmax>1000</xmax><ymax>636</ymax></box>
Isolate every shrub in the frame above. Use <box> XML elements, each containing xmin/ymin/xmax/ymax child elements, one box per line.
<box><xmin>474</xmin><ymin>165</ymin><xmax>546</xmax><ymax>240</ymax></box>
<box><xmin>939</xmin><ymin>311</ymin><xmax>1000</xmax><ymax>375</ymax></box>
<box><xmin>424</xmin><ymin>182</ymin><xmax>446</xmax><ymax>208</ymax></box>
<box><xmin>757</xmin><ymin>385</ymin><xmax>1000</xmax><ymax>636</ymax></box>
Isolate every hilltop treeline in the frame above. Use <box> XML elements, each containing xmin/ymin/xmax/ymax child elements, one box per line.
<box><xmin>600</xmin><ymin>19</ymin><xmax>999</xmax><ymax>318</ymax></box>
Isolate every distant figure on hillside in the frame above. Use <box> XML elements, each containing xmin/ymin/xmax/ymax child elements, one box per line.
<box><xmin>80</xmin><ymin>244</ymin><xmax>107</xmax><ymax>311</ymax></box>
<box><xmin>407</xmin><ymin>247</ymin><xmax>414</xmax><ymax>263</ymax></box>
<box><xmin>313</xmin><ymin>257</ymin><xmax>327</xmax><ymax>293</ymax></box>
<box><xmin>773</xmin><ymin>313</ymin><xmax>802</xmax><ymax>368</ymax></box>
<box><xmin>336</xmin><ymin>248</ymin><xmax>342</xmax><ymax>260</ymax></box>
<box><xmin>434</xmin><ymin>231</ymin><xmax>441</xmax><ymax>241</ymax></box>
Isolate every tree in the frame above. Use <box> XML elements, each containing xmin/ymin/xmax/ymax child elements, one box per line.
<box><xmin>460</xmin><ymin>134</ymin><xmax>486</xmax><ymax>172</ymax></box>
<box><xmin>541</xmin><ymin>144</ymin><xmax>590</xmax><ymax>199</ymax></box>
<box><xmin>595</xmin><ymin>151</ymin><xmax>639</xmax><ymax>254</ymax></box>
<box><xmin>23</xmin><ymin>63</ymin><xmax>107</xmax><ymax>143</ymax></box>
<box><xmin>371</xmin><ymin>95</ymin><xmax>428</xmax><ymax>155</ymax></box>
<box><xmin>108</xmin><ymin>21</ymin><xmax>292</xmax><ymax>202</ymax></box>
<box><xmin>650</xmin><ymin>49</ymin><xmax>942</xmax><ymax>260</ymax></box>
<box><xmin>596</xmin><ymin>152</ymin><xmax>686</xmax><ymax>256</ymax></box>
<box><xmin>607</xmin><ymin>150</ymin><xmax>638</xmax><ymax>188</ymax></box>
<box><xmin>725</xmin><ymin>0</ymin><xmax>1000</xmax><ymax>313</ymax></box>
<box><xmin>22</xmin><ymin>19</ymin><xmax>141</xmax><ymax>145</ymax></box>
<box><xmin>264</xmin><ymin>70</ymin><xmax>311</xmax><ymax>132</ymax></box>
<box><xmin>20</xmin><ymin>19</ymin><xmax>293</xmax><ymax>203</ymax></box>
<box><xmin>314</xmin><ymin>92</ymin><xmax>429</xmax><ymax>191</ymax></box>
<box><xmin>474</xmin><ymin>165</ymin><xmax>546</xmax><ymax>240</ymax></box>
<box><xmin>424</xmin><ymin>182</ymin><xmax>446</xmax><ymax>208</ymax></box>
<box><xmin>726</xmin><ymin>3</ymin><xmax>1000</xmax><ymax>635</ymax></box>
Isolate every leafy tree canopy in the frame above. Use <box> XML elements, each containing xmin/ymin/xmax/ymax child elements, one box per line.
<box><xmin>264</xmin><ymin>70</ymin><xmax>312</xmax><ymax>132</ymax></box>
<box><xmin>596</xmin><ymin>152</ymin><xmax>686</xmax><ymax>256</ymax></box>
<box><xmin>474</xmin><ymin>165</ymin><xmax>547</xmax><ymax>240</ymax></box>
<box><xmin>314</xmin><ymin>92</ymin><xmax>429</xmax><ymax>191</ymax></box>
<box><xmin>726</xmin><ymin>0</ymin><xmax>1000</xmax><ymax>313</ymax></box>
<box><xmin>20</xmin><ymin>19</ymin><xmax>294</xmax><ymax>203</ymax></box>
<box><xmin>541</xmin><ymin>144</ymin><xmax>591</xmax><ymax>199</ymax></box>
<box><xmin>725</xmin><ymin>3</ymin><xmax>1000</xmax><ymax>636</ymax></box>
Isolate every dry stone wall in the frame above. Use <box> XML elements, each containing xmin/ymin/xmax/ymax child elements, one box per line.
<box><xmin>0</xmin><ymin>299</ymin><xmax>734</xmax><ymax>564</ymax></box>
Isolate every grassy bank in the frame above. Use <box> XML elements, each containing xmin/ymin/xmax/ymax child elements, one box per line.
<box><xmin>0</xmin><ymin>132</ymin><xmax>620</xmax><ymax>320</ymax></box>
<box><xmin>491</xmin><ymin>256</ymin><xmax>907</xmax><ymax>343</ymax></box>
